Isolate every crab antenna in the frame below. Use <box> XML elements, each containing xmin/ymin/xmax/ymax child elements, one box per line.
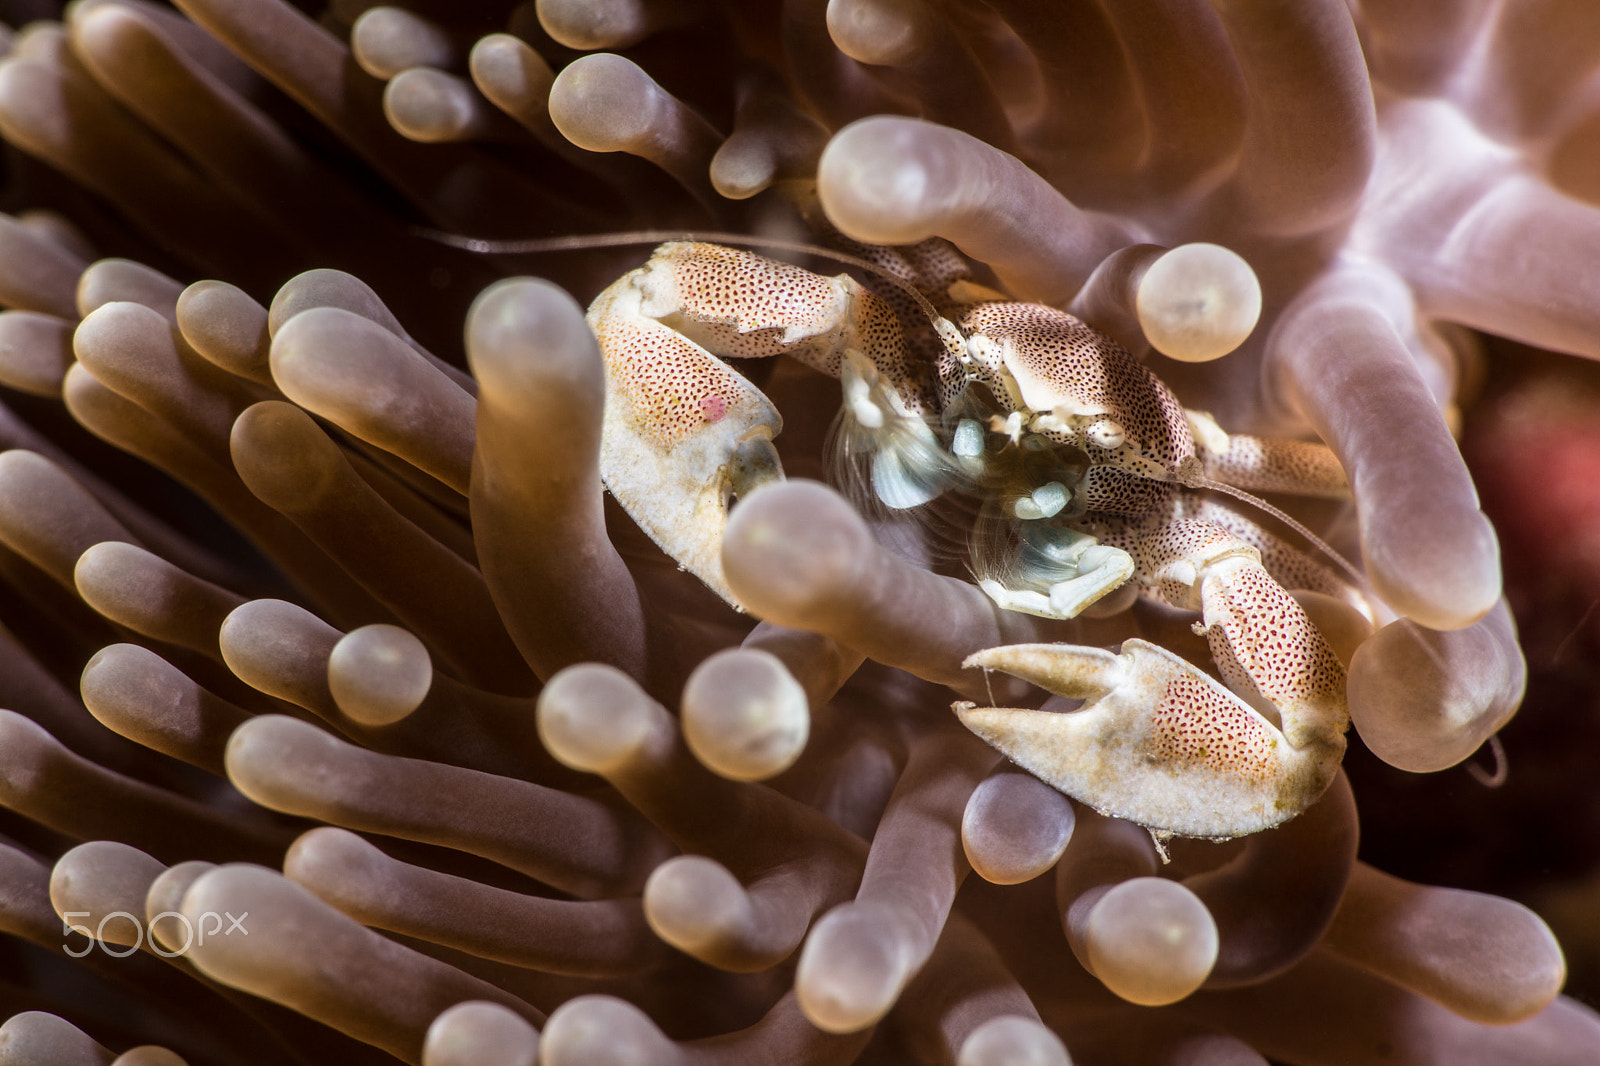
<box><xmin>411</xmin><ymin>226</ymin><xmax>967</xmax><ymax>361</ymax></box>
<box><xmin>1181</xmin><ymin>473</ymin><xmax>1369</xmax><ymax>592</ymax></box>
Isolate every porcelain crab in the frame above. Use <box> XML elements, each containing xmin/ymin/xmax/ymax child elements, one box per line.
<box><xmin>586</xmin><ymin>238</ymin><xmax>1364</xmax><ymax>841</ymax></box>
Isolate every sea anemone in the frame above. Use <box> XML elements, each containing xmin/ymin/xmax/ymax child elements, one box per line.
<box><xmin>0</xmin><ymin>1</ymin><xmax>1594</xmax><ymax>1064</ymax></box>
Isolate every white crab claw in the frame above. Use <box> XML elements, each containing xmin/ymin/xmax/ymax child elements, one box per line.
<box><xmin>953</xmin><ymin>639</ymin><xmax>1345</xmax><ymax>839</ymax></box>
<box><xmin>589</xmin><ymin>280</ymin><xmax>784</xmax><ymax>606</ymax></box>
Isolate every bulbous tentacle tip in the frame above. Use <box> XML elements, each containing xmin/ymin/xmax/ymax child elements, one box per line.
<box><xmin>795</xmin><ymin>900</ymin><xmax>917</xmax><ymax>1033</ymax></box>
<box><xmin>547</xmin><ymin>53</ymin><xmax>663</xmax><ymax>153</ymax></box>
<box><xmin>817</xmin><ymin>116</ymin><xmax>951</xmax><ymax>246</ymax></box>
<box><xmin>535</xmin><ymin>662</ymin><xmax>656</xmax><ymax>775</ymax></box>
<box><xmin>424</xmin><ymin>1001</ymin><xmax>540</xmax><ymax>1066</ymax></box>
<box><xmin>1084</xmin><ymin>877</ymin><xmax>1219</xmax><ymax>1006</ymax></box>
<box><xmin>957</xmin><ymin>1015</ymin><xmax>1072</xmax><ymax>1066</ymax></box>
<box><xmin>1136</xmin><ymin>242</ymin><xmax>1262</xmax><ymax>363</ymax></box>
<box><xmin>680</xmin><ymin>647</ymin><xmax>810</xmax><ymax>781</ymax></box>
<box><xmin>466</xmin><ymin>277</ymin><xmax>600</xmax><ymax>396</ymax></box>
<box><xmin>721</xmin><ymin>479</ymin><xmax>872</xmax><ymax>619</ymax></box>
<box><xmin>327</xmin><ymin>623</ymin><xmax>432</xmax><ymax>727</ymax></box>
<box><xmin>539</xmin><ymin>995</ymin><xmax>676</xmax><ymax>1066</ymax></box>
<box><xmin>1347</xmin><ymin>598</ymin><xmax>1524</xmax><ymax>773</ymax></box>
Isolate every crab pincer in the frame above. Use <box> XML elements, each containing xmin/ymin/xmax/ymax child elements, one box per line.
<box><xmin>586</xmin><ymin>241</ymin><xmax>931</xmax><ymax>605</ymax></box>
<box><xmin>955</xmin><ymin>543</ymin><xmax>1350</xmax><ymax>841</ymax></box>
<box><xmin>586</xmin><ymin>245</ymin><xmax>790</xmax><ymax>604</ymax></box>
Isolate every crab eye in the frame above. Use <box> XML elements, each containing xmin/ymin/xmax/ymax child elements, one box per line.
<box><xmin>1089</xmin><ymin>420</ymin><xmax>1126</xmax><ymax>449</ymax></box>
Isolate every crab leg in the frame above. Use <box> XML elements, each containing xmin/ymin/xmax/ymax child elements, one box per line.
<box><xmin>606</xmin><ymin>241</ymin><xmax>927</xmax><ymax>400</ymax></box>
<box><xmin>1187</xmin><ymin>410</ymin><xmax>1349</xmax><ymax>498</ymax></box>
<box><xmin>955</xmin><ymin>520</ymin><xmax>1348</xmax><ymax>839</ymax></box>
<box><xmin>1174</xmin><ymin>493</ymin><xmax>1370</xmax><ymax>617</ymax></box>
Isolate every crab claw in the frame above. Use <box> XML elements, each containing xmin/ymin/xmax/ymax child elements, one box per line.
<box><xmin>589</xmin><ymin>271</ymin><xmax>785</xmax><ymax>606</ymax></box>
<box><xmin>953</xmin><ymin>639</ymin><xmax>1345</xmax><ymax>839</ymax></box>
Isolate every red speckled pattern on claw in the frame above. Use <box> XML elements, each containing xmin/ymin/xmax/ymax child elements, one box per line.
<box><xmin>1146</xmin><ymin>673</ymin><xmax>1278</xmax><ymax>782</ymax></box>
<box><xmin>592</xmin><ymin>312</ymin><xmax>760</xmax><ymax>449</ymax></box>
<box><xmin>1206</xmin><ymin>564</ymin><xmax>1345</xmax><ymax>713</ymax></box>
<box><xmin>669</xmin><ymin>242</ymin><xmax>846</xmax><ymax>341</ymax></box>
